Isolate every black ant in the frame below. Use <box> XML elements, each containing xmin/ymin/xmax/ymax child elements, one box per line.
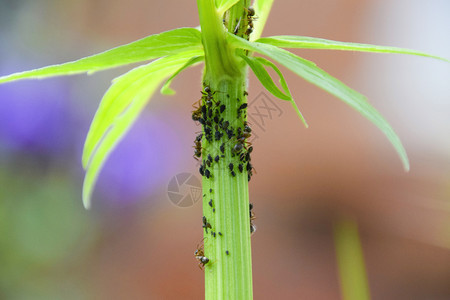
<box><xmin>194</xmin><ymin>238</ymin><xmax>210</xmax><ymax>270</ymax></box>
<box><xmin>202</xmin><ymin>216</ymin><xmax>212</xmax><ymax>233</ymax></box>
<box><xmin>245</xmin><ymin>7</ymin><xmax>257</xmax><ymax>36</ymax></box>
<box><xmin>233</xmin><ymin>134</ymin><xmax>252</xmax><ymax>154</ymax></box>
<box><xmin>246</xmin><ymin>7</ymin><xmax>256</xmax><ymax>19</ymax></box>
<box><xmin>249</xmin><ymin>203</ymin><xmax>256</xmax><ymax>235</ymax></box>
<box><xmin>192</xmin><ymin>100</ymin><xmax>202</xmax><ymax>122</ymax></box>
<box><xmin>202</xmin><ymin>86</ymin><xmax>217</xmax><ymax>106</ymax></box>
<box><xmin>243</xmin><ymin>122</ymin><xmax>252</xmax><ymax>135</ymax></box>
<box><xmin>232</xmin><ymin>125</ymin><xmax>252</xmax><ymax>154</ymax></box>
<box><xmin>193</xmin><ymin>133</ymin><xmax>202</xmax><ymax>160</ymax></box>
<box><xmin>239</xmin><ymin>145</ymin><xmax>253</xmax><ymax>162</ymax></box>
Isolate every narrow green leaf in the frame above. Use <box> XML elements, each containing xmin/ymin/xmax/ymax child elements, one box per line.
<box><xmin>239</xmin><ymin>54</ymin><xmax>308</xmax><ymax>127</ymax></box>
<box><xmin>240</xmin><ymin>54</ymin><xmax>291</xmax><ymax>100</ymax></box>
<box><xmin>256</xmin><ymin>35</ymin><xmax>450</xmax><ymax>62</ymax></box>
<box><xmin>160</xmin><ymin>56</ymin><xmax>204</xmax><ymax>95</ymax></box>
<box><xmin>251</xmin><ymin>0</ymin><xmax>274</xmax><ymax>41</ymax></box>
<box><xmin>82</xmin><ymin>47</ymin><xmax>204</xmax><ymax>169</ymax></box>
<box><xmin>82</xmin><ymin>49</ymin><xmax>203</xmax><ymax>209</ymax></box>
<box><xmin>228</xmin><ymin>33</ymin><xmax>409</xmax><ymax>171</ymax></box>
<box><xmin>0</xmin><ymin>28</ymin><xmax>202</xmax><ymax>84</ymax></box>
<box><xmin>215</xmin><ymin>0</ymin><xmax>240</xmax><ymax>14</ymax></box>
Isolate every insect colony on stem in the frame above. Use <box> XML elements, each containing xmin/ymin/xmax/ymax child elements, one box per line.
<box><xmin>192</xmin><ymin>83</ymin><xmax>256</xmax><ymax>269</ymax></box>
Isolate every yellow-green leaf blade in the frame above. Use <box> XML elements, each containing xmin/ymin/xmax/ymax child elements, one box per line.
<box><xmin>256</xmin><ymin>35</ymin><xmax>449</xmax><ymax>62</ymax></box>
<box><xmin>82</xmin><ymin>49</ymin><xmax>203</xmax><ymax>169</ymax></box>
<box><xmin>82</xmin><ymin>50</ymin><xmax>202</xmax><ymax>209</ymax></box>
<box><xmin>0</xmin><ymin>28</ymin><xmax>202</xmax><ymax>84</ymax></box>
<box><xmin>160</xmin><ymin>55</ymin><xmax>204</xmax><ymax>95</ymax></box>
<box><xmin>228</xmin><ymin>34</ymin><xmax>409</xmax><ymax>170</ymax></box>
<box><xmin>252</xmin><ymin>0</ymin><xmax>274</xmax><ymax>41</ymax></box>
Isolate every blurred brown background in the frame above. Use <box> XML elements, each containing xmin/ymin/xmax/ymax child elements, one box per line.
<box><xmin>0</xmin><ymin>0</ymin><xmax>449</xmax><ymax>299</ymax></box>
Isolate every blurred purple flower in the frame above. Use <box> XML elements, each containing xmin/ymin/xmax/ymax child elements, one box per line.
<box><xmin>95</xmin><ymin>113</ymin><xmax>182</xmax><ymax>205</ymax></box>
<box><xmin>0</xmin><ymin>78</ymin><xmax>74</xmax><ymax>155</ymax></box>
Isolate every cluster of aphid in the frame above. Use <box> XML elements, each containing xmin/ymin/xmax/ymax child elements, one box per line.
<box><xmin>191</xmin><ymin>84</ymin><xmax>257</xmax><ymax>269</ymax></box>
<box><xmin>192</xmin><ymin>86</ymin><xmax>254</xmax><ymax>181</ymax></box>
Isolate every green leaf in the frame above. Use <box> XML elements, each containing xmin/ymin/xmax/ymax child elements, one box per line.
<box><xmin>160</xmin><ymin>56</ymin><xmax>204</xmax><ymax>95</ymax></box>
<box><xmin>240</xmin><ymin>54</ymin><xmax>291</xmax><ymax>100</ymax></box>
<box><xmin>0</xmin><ymin>28</ymin><xmax>202</xmax><ymax>84</ymax></box>
<box><xmin>239</xmin><ymin>54</ymin><xmax>308</xmax><ymax>127</ymax></box>
<box><xmin>256</xmin><ymin>35</ymin><xmax>450</xmax><ymax>62</ymax></box>
<box><xmin>215</xmin><ymin>0</ymin><xmax>240</xmax><ymax>14</ymax></box>
<box><xmin>228</xmin><ymin>33</ymin><xmax>409</xmax><ymax>171</ymax></box>
<box><xmin>252</xmin><ymin>0</ymin><xmax>274</xmax><ymax>41</ymax></box>
<box><xmin>82</xmin><ymin>49</ymin><xmax>203</xmax><ymax>209</ymax></box>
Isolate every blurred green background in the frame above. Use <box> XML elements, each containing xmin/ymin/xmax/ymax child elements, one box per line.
<box><xmin>0</xmin><ymin>0</ymin><xmax>449</xmax><ymax>299</ymax></box>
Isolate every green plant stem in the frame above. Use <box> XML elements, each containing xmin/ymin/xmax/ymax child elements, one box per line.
<box><xmin>197</xmin><ymin>0</ymin><xmax>253</xmax><ymax>299</ymax></box>
<box><xmin>202</xmin><ymin>78</ymin><xmax>253</xmax><ymax>299</ymax></box>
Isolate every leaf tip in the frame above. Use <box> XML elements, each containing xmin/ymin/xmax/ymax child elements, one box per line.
<box><xmin>82</xmin><ymin>184</ymin><xmax>92</xmax><ymax>210</ymax></box>
<box><xmin>160</xmin><ymin>86</ymin><xmax>176</xmax><ymax>95</ymax></box>
<box><xmin>82</xmin><ymin>196</ymin><xmax>91</xmax><ymax>210</ymax></box>
<box><xmin>403</xmin><ymin>160</ymin><xmax>410</xmax><ymax>172</ymax></box>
